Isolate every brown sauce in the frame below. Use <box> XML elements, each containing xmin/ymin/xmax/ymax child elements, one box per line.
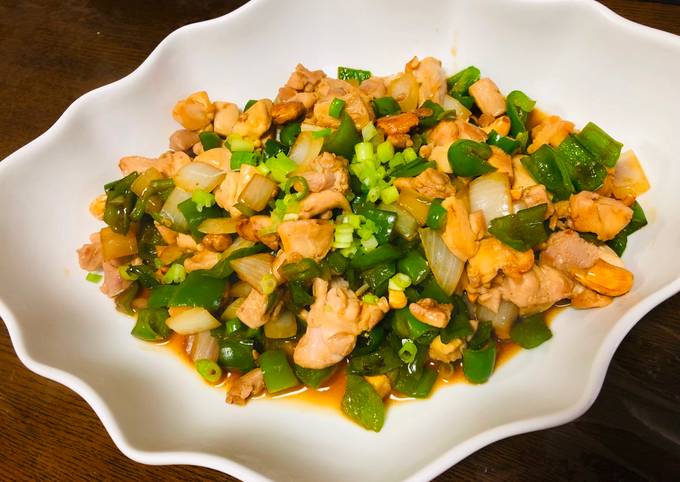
<box><xmin>164</xmin><ymin>306</ymin><xmax>565</xmax><ymax>409</ymax></box>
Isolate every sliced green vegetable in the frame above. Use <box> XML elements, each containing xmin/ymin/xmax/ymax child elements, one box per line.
<box><xmin>103</xmin><ymin>172</ymin><xmax>139</xmax><ymax>234</ymax></box>
<box><xmin>488</xmin><ymin>204</ymin><xmax>548</xmax><ymax>251</ymax></box>
<box><xmin>342</xmin><ymin>374</ymin><xmax>385</xmax><ymax>431</ymax></box>
<box><xmin>230</xmin><ymin>151</ymin><xmax>259</xmax><ymax>170</ymax></box>
<box><xmin>166</xmin><ymin>271</ymin><xmax>228</xmax><ymax>310</ymax></box>
<box><xmin>360</xmin><ymin>262</ymin><xmax>396</xmax><ymax>295</ymax></box>
<box><xmin>218</xmin><ymin>338</ymin><xmax>256</xmax><ymax>371</ymax></box>
<box><xmin>521</xmin><ymin>144</ymin><xmax>574</xmax><ymax>200</ymax></box>
<box><xmin>259</xmin><ymin>350</ymin><xmax>299</xmax><ymax>393</ymax></box>
<box><xmin>337</xmin><ymin>66</ymin><xmax>372</xmax><ymax>82</ymax></box>
<box><xmin>510</xmin><ymin>313</ymin><xmax>552</xmax><ymax>348</ymax></box>
<box><xmin>468</xmin><ymin>320</ymin><xmax>492</xmax><ymax>350</ymax></box>
<box><xmin>448</xmin><ymin>140</ymin><xmax>495</xmax><ymax>177</ymax></box>
<box><xmin>486</xmin><ymin>129</ymin><xmax>521</xmax><ymax>155</ymax></box>
<box><xmin>425</xmin><ymin>198</ymin><xmax>447</xmax><ymax>230</ymax></box>
<box><xmin>419</xmin><ymin>276</ymin><xmax>451</xmax><ymax>304</ymax></box>
<box><xmin>371</xmin><ymin>96</ymin><xmax>401</xmax><ymax>117</ymax></box>
<box><xmin>462</xmin><ymin>342</ymin><xmax>496</xmax><ymax>384</ymax></box>
<box><xmin>398</xmin><ymin>340</ymin><xmax>418</xmax><ymax>364</ymax></box>
<box><xmin>557</xmin><ymin>135</ymin><xmax>608</xmax><ymax>192</ymax></box>
<box><xmin>325</xmin><ymin>251</ymin><xmax>349</xmax><ymax>275</ymax></box>
<box><xmin>418</xmin><ymin>100</ymin><xmax>450</xmax><ymax>129</ymax></box>
<box><xmin>195</xmin><ymin>359</ymin><xmax>223</xmax><ymax>383</ymax></box>
<box><xmin>329</xmin><ymin>97</ymin><xmax>346</xmax><ymax>118</ymax></box>
<box><xmin>607</xmin><ymin>201</ymin><xmax>648</xmax><ymax>256</ymax></box>
<box><xmin>397</xmin><ymin>250</ymin><xmax>429</xmax><ymax>285</ymax></box>
<box><xmin>350</xmin><ymin>244</ymin><xmax>402</xmax><ymax>270</ymax></box>
<box><xmin>86</xmin><ymin>272</ymin><xmax>103</xmax><ymax>283</ymax></box>
<box><xmin>198</xmin><ymin>131</ymin><xmax>223</xmax><ymax>151</ymax></box>
<box><xmin>394</xmin><ymin>365</ymin><xmax>437</xmax><ymax>398</ymax></box>
<box><xmin>263</xmin><ymin>139</ymin><xmax>286</xmax><ymax>159</ymax></box>
<box><xmin>440</xmin><ymin>295</ymin><xmax>473</xmax><ymax>343</ymax></box>
<box><xmin>281</xmin><ymin>258</ymin><xmax>322</xmax><ymax>283</ymax></box>
<box><xmin>446</xmin><ymin>66</ymin><xmax>480</xmax><ymax>109</ymax></box>
<box><xmin>177</xmin><ymin>198</ymin><xmax>225</xmax><ymax>240</ymax></box>
<box><xmin>131</xmin><ymin>308</ymin><xmax>171</xmax><ymax>342</ymax></box>
<box><xmin>352</xmin><ymin>325</ymin><xmax>386</xmax><ymax>357</ymax></box>
<box><xmin>115</xmin><ymin>282</ymin><xmax>139</xmax><ymax>315</ymax></box>
<box><xmin>323</xmin><ymin>112</ymin><xmax>362</xmax><ymax>160</ymax></box>
<box><xmin>279</xmin><ymin>122</ymin><xmax>301</xmax><ymax>147</ymax></box>
<box><xmin>355</xmin><ymin>206</ymin><xmax>396</xmax><ymax>244</ymax></box>
<box><xmin>294</xmin><ymin>365</ymin><xmax>335</xmax><ymax>389</ymax></box>
<box><xmin>576</xmin><ymin>122</ymin><xmax>623</xmax><ymax>168</ymax></box>
<box><xmin>348</xmin><ymin>344</ymin><xmax>402</xmax><ymax>375</ymax></box>
<box><xmin>506</xmin><ymin>90</ymin><xmax>535</xmax><ymax>138</ymax></box>
<box><xmin>390</xmin><ymin>158</ymin><xmax>435</xmax><ymax>178</ymax></box>
<box><xmin>289</xmin><ymin>281</ymin><xmax>314</xmax><ymax>308</ymax></box>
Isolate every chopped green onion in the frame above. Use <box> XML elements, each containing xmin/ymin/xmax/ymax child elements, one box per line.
<box><xmin>337</xmin><ymin>66</ymin><xmax>372</xmax><ymax>82</ymax></box>
<box><xmin>361</xmin><ymin>235</ymin><xmax>379</xmax><ymax>251</ymax></box>
<box><xmin>256</xmin><ymin>163</ymin><xmax>271</xmax><ymax>176</ymax></box>
<box><xmin>377</xmin><ymin>141</ymin><xmax>395</xmax><ymax>163</ymax></box>
<box><xmin>86</xmin><ymin>272</ymin><xmax>103</xmax><ymax>283</ymax></box>
<box><xmin>333</xmin><ymin>223</ymin><xmax>355</xmax><ymax>249</ymax></box>
<box><xmin>390</xmin><ymin>158</ymin><xmax>434</xmax><ymax>178</ymax></box>
<box><xmin>230</xmin><ymin>151</ymin><xmax>258</xmax><ymax>170</ymax></box>
<box><xmin>488</xmin><ymin>204</ymin><xmax>549</xmax><ymax>251</ymax></box>
<box><xmin>329</xmin><ymin>97</ymin><xmax>346</xmax><ymax>118</ymax></box>
<box><xmin>198</xmin><ymin>132</ymin><xmax>223</xmax><ymax>151</ymax></box>
<box><xmin>339</xmin><ymin>213</ymin><xmax>362</xmax><ymax>229</ymax></box>
<box><xmin>227</xmin><ymin>134</ymin><xmax>254</xmax><ymax>152</ymax></box>
<box><xmin>575</xmin><ymin>122</ymin><xmax>623</xmax><ymax>168</ymax></box>
<box><xmin>403</xmin><ymin>147</ymin><xmax>418</xmax><ymax>162</ymax></box>
<box><xmin>398</xmin><ymin>340</ymin><xmax>418</xmax><ymax>364</ymax></box>
<box><xmin>362</xmin><ymin>122</ymin><xmax>378</xmax><ymax>141</ymax></box>
<box><xmin>195</xmin><ymin>359</ymin><xmax>222</xmax><ymax>383</ymax></box>
<box><xmin>260</xmin><ymin>274</ymin><xmax>277</xmax><ymax>295</ymax></box>
<box><xmin>279</xmin><ymin>122</ymin><xmax>301</xmax><ymax>147</ymax></box>
<box><xmin>355</xmin><ymin>142</ymin><xmax>374</xmax><ymax>162</ymax></box>
<box><xmin>191</xmin><ymin>189</ymin><xmax>216</xmax><ymax>212</ymax></box>
<box><xmin>162</xmin><ymin>263</ymin><xmax>186</xmax><ymax>285</ymax></box>
<box><xmin>265</xmin><ymin>152</ymin><xmax>297</xmax><ymax>183</ymax></box>
<box><xmin>282</xmin><ymin>176</ymin><xmax>309</xmax><ymax>200</ymax></box>
<box><xmin>362</xmin><ymin>294</ymin><xmax>379</xmax><ymax>305</ymax></box>
<box><xmin>388</xmin><ymin>273</ymin><xmax>412</xmax><ymax>291</ymax></box>
<box><xmin>448</xmin><ymin>139</ymin><xmax>495</xmax><ymax>177</ymax></box>
<box><xmin>425</xmin><ymin>198</ymin><xmax>447</xmax><ymax>230</ymax></box>
<box><xmin>380</xmin><ymin>185</ymin><xmax>399</xmax><ymax>205</ymax></box>
<box><xmin>388</xmin><ymin>151</ymin><xmax>405</xmax><ymax>169</ymax></box>
<box><xmin>312</xmin><ymin>127</ymin><xmax>332</xmax><ymax>139</ymax></box>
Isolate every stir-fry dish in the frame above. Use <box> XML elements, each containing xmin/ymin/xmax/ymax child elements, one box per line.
<box><xmin>78</xmin><ymin>57</ymin><xmax>650</xmax><ymax>431</ymax></box>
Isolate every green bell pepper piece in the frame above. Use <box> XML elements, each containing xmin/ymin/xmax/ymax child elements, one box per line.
<box><xmin>510</xmin><ymin>313</ymin><xmax>552</xmax><ymax>349</ymax></box>
<box><xmin>259</xmin><ymin>350</ymin><xmax>299</xmax><ymax>393</ymax></box>
<box><xmin>506</xmin><ymin>90</ymin><xmax>535</xmax><ymax>138</ymax></box>
<box><xmin>323</xmin><ymin>112</ymin><xmax>362</xmax><ymax>159</ymax></box>
<box><xmin>575</xmin><ymin>122</ymin><xmax>623</xmax><ymax>168</ymax></box>
<box><xmin>397</xmin><ymin>250</ymin><xmax>430</xmax><ymax>285</ymax></box>
<box><xmin>294</xmin><ymin>365</ymin><xmax>335</xmax><ymax>389</ymax></box>
<box><xmin>448</xmin><ymin>139</ymin><xmax>495</xmax><ymax>177</ymax></box>
<box><xmin>462</xmin><ymin>342</ymin><xmax>497</xmax><ymax>384</ymax></box>
<box><xmin>557</xmin><ymin>135</ymin><xmax>607</xmax><ymax>192</ymax></box>
<box><xmin>342</xmin><ymin>374</ymin><xmax>385</xmax><ymax>431</ymax></box>
<box><xmin>607</xmin><ymin>201</ymin><xmax>648</xmax><ymax>256</ymax></box>
<box><xmin>131</xmin><ymin>308</ymin><xmax>171</xmax><ymax>342</ymax></box>
<box><xmin>521</xmin><ymin>144</ymin><xmax>574</xmax><ymax>200</ymax></box>
<box><xmin>488</xmin><ymin>204</ymin><xmax>549</xmax><ymax>251</ymax></box>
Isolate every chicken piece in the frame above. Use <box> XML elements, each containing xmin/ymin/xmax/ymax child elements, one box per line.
<box><xmin>484</xmin><ymin>265</ymin><xmax>575</xmax><ymax>315</ymax></box>
<box><xmin>276</xmin><ymin>87</ymin><xmax>317</xmax><ymax>110</ymax></box>
<box><xmin>522</xmin><ymin>184</ymin><xmax>551</xmax><ymax>211</ymax></box>
<box><xmin>232</xmin><ymin>99</ymin><xmax>273</xmax><ymax>140</ymax></box>
<box><xmin>487</xmin><ymin>146</ymin><xmax>513</xmax><ymax>180</ymax></box>
<box><xmin>409</xmin><ymin>298</ymin><xmax>453</xmax><ymax>328</ymax></box>
<box><xmin>569</xmin><ymin>258</ymin><xmax>633</xmax><ymax>297</ymax></box>
<box><xmin>364</xmin><ymin>375</ymin><xmax>391</xmax><ymax>399</ymax></box>
<box><xmin>406</xmin><ymin>56</ymin><xmax>447</xmax><ymax>106</ymax></box>
<box><xmin>294</xmin><ymin>278</ymin><xmax>362</xmax><ymax>369</ymax></box>
<box><xmin>172</xmin><ymin>91</ymin><xmax>215</xmax><ymax>131</ymax></box>
<box><xmin>184</xmin><ymin>250</ymin><xmax>220</xmax><ymax>272</ymax></box>
<box><xmin>201</xmin><ymin>234</ymin><xmax>232</xmax><ymax>252</ymax></box>
<box><xmin>213</xmin><ymin>102</ymin><xmax>240</xmax><ymax>137</ymax></box>
<box><xmin>296</xmin><ymin>152</ymin><xmax>349</xmax><ymax>193</ymax></box>
<box><xmin>510</xmin><ymin>155</ymin><xmax>537</xmax><ymax>200</ymax></box>
<box><xmin>226</xmin><ymin>368</ymin><xmax>265</xmax><ymax>405</ymax></box>
<box><xmin>298</xmin><ymin>190</ymin><xmax>351</xmax><ymax>219</ymax></box>
<box><xmin>455</xmin><ymin>119</ymin><xmax>487</xmax><ymax>142</ymax></box>
<box><xmin>277</xmin><ymin>220</ymin><xmax>333</xmax><ymax>261</ymax></box>
<box><xmin>169</xmin><ymin>129</ymin><xmax>200</xmax><ymax>152</ymax></box>
<box><xmin>481</xmin><ymin>115</ymin><xmax>511</xmax><ymax>137</ymax></box>
<box><xmin>468</xmin><ymin>78</ymin><xmax>506</xmax><ymax>117</ymax></box>
<box><xmin>238</xmin><ymin>216</ymin><xmax>279</xmax><ymax>250</ymax></box>
<box><xmin>155</xmin><ymin>222</ymin><xmax>178</xmax><ymax>245</ymax></box>
<box><xmin>357</xmin><ymin>297</ymin><xmax>390</xmax><ymax>332</ymax></box>
<box><xmin>101</xmin><ymin>259</ymin><xmax>132</xmax><ymax>298</ymax></box>
<box><xmin>569</xmin><ymin>191</ymin><xmax>633</xmax><ymax>241</ymax></box>
<box><xmin>469</xmin><ymin>211</ymin><xmax>487</xmax><ymax>240</ymax></box>
<box><xmin>77</xmin><ymin>232</ymin><xmax>103</xmax><ymax>271</ymax></box>
<box><xmin>214</xmin><ymin>164</ymin><xmax>258</xmax><ymax>218</ymax></box>
<box><xmin>237</xmin><ymin>289</ymin><xmax>278</xmax><ymax>329</ymax></box>
<box><xmin>271</xmin><ymin>101</ymin><xmax>305</xmax><ymax>125</ymax></box>
<box><xmin>313</xmin><ymin>78</ymin><xmax>373</xmax><ymax>130</ymax></box>
<box><xmin>441</xmin><ymin>196</ymin><xmax>479</xmax><ymax>261</ymax></box>
<box><xmin>428</xmin><ymin>336</ymin><xmax>464</xmax><ymax>363</ymax></box>
<box><xmin>285</xmin><ymin>64</ymin><xmax>326</xmax><ymax>92</ymax></box>
<box><xmin>176</xmin><ymin>233</ymin><xmax>199</xmax><ymax>251</ymax></box>
<box><xmin>118</xmin><ymin>155</ymin><xmax>155</xmax><ymax>175</ymax></box>
<box><xmin>376</xmin><ymin>112</ymin><xmax>419</xmax><ymax>135</ymax></box>
<box><xmin>540</xmin><ymin>230</ymin><xmax>600</xmax><ymax>272</ymax></box>
<box><xmin>527</xmin><ymin>115</ymin><xmax>574</xmax><ymax>154</ymax></box>
<box><xmin>89</xmin><ymin>193</ymin><xmax>106</xmax><ymax>220</ymax></box>
<box><xmin>359</xmin><ymin>77</ymin><xmax>387</xmax><ymax>99</ymax></box>
<box><xmin>466</xmin><ymin>237</ymin><xmax>535</xmax><ymax>288</ymax></box>
<box><xmin>272</xmin><ymin>250</ymin><xmax>302</xmax><ymax>283</ymax></box>
<box><xmin>194</xmin><ymin>147</ymin><xmax>232</xmax><ymax>171</ymax></box>
<box><xmin>571</xmin><ymin>284</ymin><xmax>612</xmax><ymax>309</ymax></box>
<box><xmin>156</xmin><ymin>151</ymin><xmax>191</xmax><ymax>177</ymax></box>
<box><xmin>394</xmin><ymin>167</ymin><xmax>455</xmax><ymax>200</ymax></box>
<box><xmin>429</xmin><ymin>119</ymin><xmax>458</xmax><ymax>146</ymax></box>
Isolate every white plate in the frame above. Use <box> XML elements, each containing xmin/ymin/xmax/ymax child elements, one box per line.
<box><xmin>1</xmin><ymin>0</ymin><xmax>679</xmax><ymax>480</ymax></box>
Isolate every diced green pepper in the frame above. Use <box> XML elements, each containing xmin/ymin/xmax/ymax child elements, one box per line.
<box><xmin>557</xmin><ymin>135</ymin><xmax>608</xmax><ymax>192</ymax></box>
<box><xmin>350</xmin><ymin>244</ymin><xmax>403</xmax><ymax>270</ymax></box>
<box><xmin>425</xmin><ymin>198</ymin><xmax>447</xmax><ymax>230</ymax></box>
<box><xmin>355</xmin><ymin>206</ymin><xmax>397</xmax><ymax>244</ymax></box>
<box><xmin>131</xmin><ymin>308</ymin><xmax>171</xmax><ymax>342</ymax></box>
<box><xmin>115</xmin><ymin>282</ymin><xmax>139</xmax><ymax>315</ymax></box>
<box><xmin>325</xmin><ymin>251</ymin><xmax>349</xmax><ymax>275</ymax></box>
<box><xmin>360</xmin><ymin>262</ymin><xmax>396</xmax><ymax>295</ymax></box>
<box><xmin>294</xmin><ymin>365</ymin><xmax>335</xmax><ymax>389</ymax></box>
<box><xmin>446</xmin><ymin>66</ymin><xmax>480</xmax><ymax>98</ymax></box>
<box><xmin>462</xmin><ymin>342</ymin><xmax>496</xmax><ymax>384</ymax></box>
<box><xmin>337</xmin><ymin>66</ymin><xmax>372</xmax><ymax>82</ymax></box>
<box><xmin>323</xmin><ymin>112</ymin><xmax>362</xmax><ymax>160</ymax></box>
<box><xmin>390</xmin><ymin>158</ymin><xmax>435</xmax><ymax>178</ymax></box>
<box><xmin>347</xmin><ymin>344</ymin><xmax>402</xmax><ymax>375</ymax></box>
<box><xmin>167</xmin><ymin>271</ymin><xmax>228</xmax><ymax>310</ymax></box>
<box><xmin>279</xmin><ymin>122</ymin><xmax>301</xmax><ymax>147</ymax></box>
<box><xmin>218</xmin><ymin>339</ymin><xmax>256</xmax><ymax>371</ymax></box>
<box><xmin>488</xmin><ymin>204</ymin><xmax>549</xmax><ymax>251</ymax></box>
<box><xmin>352</xmin><ymin>325</ymin><xmax>386</xmax><ymax>356</ymax></box>
<box><xmin>198</xmin><ymin>131</ymin><xmax>223</xmax><ymax>151</ymax></box>
<box><xmin>486</xmin><ymin>129</ymin><xmax>521</xmax><ymax>155</ymax></box>
<box><xmin>103</xmin><ymin>172</ymin><xmax>139</xmax><ymax>234</ymax></box>
<box><xmin>607</xmin><ymin>201</ymin><xmax>648</xmax><ymax>256</ymax></box>
<box><xmin>440</xmin><ymin>295</ymin><xmax>473</xmax><ymax>343</ymax></box>
<box><xmin>397</xmin><ymin>250</ymin><xmax>430</xmax><ymax>285</ymax></box>
<box><xmin>506</xmin><ymin>90</ymin><xmax>535</xmax><ymax>138</ymax></box>
<box><xmin>510</xmin><ymin>313</ymin><xmax>552</xmax><ymax>349</ymax></box>
<box><xmin>448</xmin><ymin>140</ymin><xmax>495</xmax><ymax>177</ymax></box>
<box><xmin>576</xmin><ymin>122</ymin><xmax>623</xmax><ymax>168</ymax></box>
<box><xmin>259</xmin><ymin>350</ymin><xmax>299</xmax><ymax>393</ymax></box>
<box><xmin>468</xmin><ymin>320</ymin><xmax>492</xmax><ymax>350</ymax></box>
<box><xmin>342</xmin><ymin>374</ymin><xmax>385</xmax><ymax>431</ymax></box>
<box><xmin>419</xmin><ymin>276</ymin><xmax>452</xmax><ymax>304</ymax></box>
<box><xmin>371</xmin><ymin>96</ymin><xmax>401</xmax><ymax>117</ymax></box>
<box><xmin>263</xmin><ymin>139</ymin><xmax>287</xmax><ymax>159</ymax></box>
<box><xmin>521</xmin><ymin>144</ymin><xmax>574</xmax><ymax>201</ymax></box>
<box><xmin>394</xmin><ymin>365</ymin><xmax>437</xmax><ymax>398</ymax></box>
<box><xmin>418</xmin><ymin>100</ymin><xmax>448</xmax><ymax>129</ymax></box>
<box><xmin>281</xmin><ymin>258</ymin><xmax>322</xmax><ymax>283</ymax></box>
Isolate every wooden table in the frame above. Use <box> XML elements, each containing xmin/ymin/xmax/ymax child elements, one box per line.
<box><xmin>1</xmin><ymin>1</ymin><xmax>678</xmax><ymax>480</ymax></box>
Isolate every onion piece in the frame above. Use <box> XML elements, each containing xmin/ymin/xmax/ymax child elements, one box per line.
<box><xmin>476</xmin><ymin>300</ymin><xmax>519</xmax><ymax>340</ymax></box>
<box><xmin>379</xmin><ymin>202</ymin><xmax>419</xmax><ymax>240</ymax></box>
<box><xmin>166</xmin><ymin>307</ymin><xmax>220</xmax><ymax>335</ymax></box>
<box><xmin>100</xmin><ymin>226</ymin><xmax>138</xmax><ymax>261</ymax></box>
<box><xmin>442</xmin><ymin>95</ymin><xmax>471</xmax><ymax>121</ymax></box>
<box><xmin>397</xmin><ymin>188</ymin><xmax>432</xmax><ymax>225</ymax></box>
<box><xmin>198</xmin><ymin>217</ymin><xmax>239</xmax><ymax>234</ymax></box>
<box><xmin>289</xmin><ymin>131</ymin><xmax>324</xmax><ymax>165</ymax></box>
<box><xmin>264</xmin><ymin>310</ymin><xmax>297</xmax><ymax>339</ymax></box>
<box><xmin>230</xmin><ymin>253</ymin><xmax>276</xmax><ymax>292</ymax></box>
<box><xmin>612</xmin><ymin>150</ymin><xmax>650</xmax><ymax>199</ymax></box>
<box><xmin>222</xmin><ymin>297</ymin><xmax>244</xmax><ymax>320</ymax></box>
<box><xmin>189</xmin><ymin>330</ymin><xmax>219</xmax><ymax>362</ymax></box>
<box><xmin>173</xmin><ymin>162</ymin><xmax>225</xmax><ymax>193</ymax></box>
<box><xmin>230</xmin><ymin>280</ymin><xmax>253</xmax><ymax>298</ymax></box>
<box><xmin>238</xmin><ymin>173</ymin><xmax>278</xmax><ymax>212</ymax></box>
<box><xmin>419</xmin><ymin>228</ymin><xmax>464</xmax><ymax>295</ymax></box>
<box><xmin>388</xmin><ymin>72</ymin><xmax>419</xmax><ymax>112</ymax></box>
<box><xmin>160</xmin><ymin>187</ymin><xmax>192</xmax><ymax>232</ymax></box>
<box><xmin>221</xmin><ymin>237</ymin><xmax>254</xmax><ymax>258</ymax></box>
<box><xmin>469</xmin><ymin>172</ymin><xmax>512</xmax><ymax>225</ymax></box>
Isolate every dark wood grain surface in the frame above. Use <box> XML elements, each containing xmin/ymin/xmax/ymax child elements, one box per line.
<box><xmin>1</xmin><ymin>0</ymin><xmax>678</xmax><ymax>480</ymax></box>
